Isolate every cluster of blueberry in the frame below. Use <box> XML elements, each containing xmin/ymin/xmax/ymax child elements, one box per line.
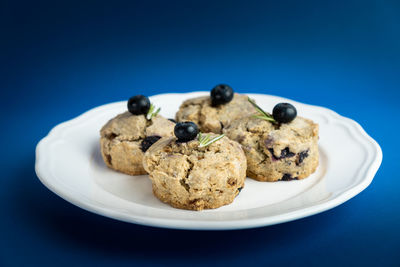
<box><xmin>127</xmin><ymin>84</ymin><xmax>298</xmax><ymax>144</ymax></box>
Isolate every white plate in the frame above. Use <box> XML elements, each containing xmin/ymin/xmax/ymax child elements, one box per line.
<box><xmin>35</xmin><ymin>92</ymin><xmax>382</xmax><ymax>230</ymax></box>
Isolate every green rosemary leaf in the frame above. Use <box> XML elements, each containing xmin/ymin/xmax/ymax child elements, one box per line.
<box><xmin>248</xmin><ymin>97</ymin><xmax>268</xmax><ymax>116</ymax></box>
<box><xmin>198</xmin><ymin>133</ymin><xmax>225</xmax><ymax>148</ymax></box>
<box><xmin>146</xmin><ymin>103</ymin><xmax>161</xmax><ymax>120</ymax></box>
<box><xmin>153</xmin><ymin>107</ymin><xmax>160</xmax><ymax>118</ymax></box>
<box><xmin>252</xmin><ymin>115</ymin><xmax>276</xmax><ymax>122</ymax></box>
<box><xmin>248</xmin><ymin>97</ymin><xmax>276</xmax><ymax>123</ymax></box>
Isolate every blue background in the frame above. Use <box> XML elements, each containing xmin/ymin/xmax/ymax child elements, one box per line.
<box><xmin>1</xmin><ymin>0</ymin><xmax>399</xmax><ymax>266</ymax></box>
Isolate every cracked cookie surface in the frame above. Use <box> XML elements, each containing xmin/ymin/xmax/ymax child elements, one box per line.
<box><xmin>100</xmin><ymin>112</ymin><xmax>175</xmax><ymax>175</ymax></box>
<box><xmin>143</xmin><ymin>135</ymin><xmax>247</xmax><ymax>210</ymax></box>
<box><xmin>223</xmin><ymin>115</ymin><xmax>319</xmax><ymax>182</ymax></box>
<box><xmin>175</xmin><ymin>93</ymin><xmax>254</xmax><ymax>134</ymax></box>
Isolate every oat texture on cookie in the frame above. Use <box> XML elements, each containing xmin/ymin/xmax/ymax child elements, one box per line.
<box><xmin>224</xmin><ymin>115</ymin><xmax>319</xmax><ymax>182</ymax></box>
<box><xmin>176</xmin><ymin>93</ymin><xmax>255</xmax><ymax>134</ymax></box>
<box><xmin>100</xmin><ymin>95</ymin><xmax>174</xmax><ymax>175</ymax></box>
<box><xmin>143</xmin><ymin>134</ymin><xmax>247</xmax><ymax>210</ymax></box>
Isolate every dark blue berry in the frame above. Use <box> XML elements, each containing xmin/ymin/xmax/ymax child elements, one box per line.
<box><xmin>174</xmin><ymin>122</ymin><xmax>199</xmax><ymax>142</ymax></box>
<box><xmin>268</xmin><ymin>147</ymin><xmax>295</xmax><ymax>160</ymax></box>
<box><xmin>127</xmin><ymin>95</ymin><xmax>150</xmax><ymax>115</ymax></box>
<box><xmin>141</xmin><ymin>136</ymin><xmax>161</xmax><ymax>152</ymax></box>
<box><xmin>281</xmin><ymin>174</ymin><xmax>298</xmax><ymax>181</ymax></box>
<box><xmin>210</xmin><ymin>84</ymin><xmax>234</xmax><ymax>106</ymax></box>
<box><xmin>272</xmin><ymin>103</ymin><xmax>297</xmax><ymax>123</ymax></box>
<box><xmin>297</xmin><ymin>150</ymin><xmax>309</xmax><ymax>165</ymax></box>
<box><xmin>280</xmin><ymin>147</ymin><xmax>295</xmax><ymax>158</ymax></box>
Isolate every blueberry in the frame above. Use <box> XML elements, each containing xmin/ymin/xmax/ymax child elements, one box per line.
<box><xmin>272</xmin><ymin>103</ymin><xmax>297</xmax><ymax>123</ymax></box>
<box><xmin>297</xmin><ymin>150</ymin><xmax>309</xmax><ymax>165</ymax></box>
<box><xmin>127</xmin><ymin>95</ymin><xmax>150</xmax><ymax>115</ymax></box>
<box><xmin>174</xmin><ymin>122</ymin><xmax>199</xmax><ymax>142</ymax></box>
<box><xmin>141</xmin><ymin>136</ymin><xmax>161</xmax><ymax>152</ymax></box>
<box><xmin>281</xmin><ymin>174</ymin><xmax>298</xmax><ymax>181</ymax></box>
<box><xmin>268</xmin><ymin>147</ymin><xmax>295</xmax><ymax>160</ymax></box>
<box><xmin>210</xmin><ymin>84</ymin><xmax>234</xmax><ymax>106</ymax></box>
<box><xmin>280</xmin><ymin>147</ymin><xmax>295</xmax><ymax>158</ymax></box>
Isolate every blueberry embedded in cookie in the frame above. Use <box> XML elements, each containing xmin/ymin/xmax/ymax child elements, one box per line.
<box><xmin>297</xmin><ymin>150</ymin><xmax>309</xmax><ymax>165</ymax></box>
<box><xmin>175</xmin><ymin>85</ymin><xmax>255</xmax><ymax>134</ymax></box>
<box><xmin>267</xmin><ymin>147</ymin><xmax>296</xmax><ymax>161</ymax></box>
<box><xmin>281</xmin><ymin>174</ymin><xmax>298</xmax><ymax>181</ymax></box>
<box><xmin>143</xmin><ymin>122</ymin><xmax>247</xmax><ymax>210</ymax></box>
<box><xmin>99</xmin><ymin>95</ymin><xmax>174</xmax><ymax>175</ymax></box>
<box><xmin>224</xmin><ymin>100</ymin><xmax>319</xmax><ymax>182</ymax></box>
<box><xmin>141</xmin><ymin>136</ymin><xmax>162</xmax><ymax>152</ymax></box>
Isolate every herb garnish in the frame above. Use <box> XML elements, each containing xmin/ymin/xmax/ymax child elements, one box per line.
<box><xmin>146</xmin><ymin>103</ymin><xmax>161</xmax><ymax>120</ymax></box>
<box><xmin>248</xmin><ymin>97</ymin><xmax>277</xmax><ymax>123</ymax></box>
<box><xmin>198</xmin><ymin>132</ymin><xmax>225</xmax><ymax>148</ymax></box>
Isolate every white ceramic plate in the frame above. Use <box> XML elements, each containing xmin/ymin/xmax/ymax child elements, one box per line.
<box><xmin>35</xmin><ymin>92</ymin><xmax>382</xmax><ymax>230</ymax></box>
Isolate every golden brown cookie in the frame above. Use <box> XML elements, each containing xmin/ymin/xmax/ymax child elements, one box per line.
<box><xmin>175</xmin><ymin>93</ymin><xmax>255</xmax><ymax>134</ymax></box>
<box><xmin>143</xmin><ymin>135</ymin><xmax>247</xmax><ymax>210</ymax></box>
<box><xmin>223</xmin><ymin>116</ymin><xmax>319</xmax><ymax>182</ymax></box>
<box><xmin>100</xmin><ymin>112</ymin><xmax>175</xmax><ymax>175</ymax></box>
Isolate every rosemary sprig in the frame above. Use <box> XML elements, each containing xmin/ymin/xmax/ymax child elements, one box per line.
<box><xmin>248</xmin><ymin>97</ymin><xmax>276</xmax><ymax>123</ymax></box>
<box><xmin>198</xmin><ymin>132</ymin><xmax>225</xmax><ymax>148</ymax></box>
<box><xmin>146</xmin><ymin>103</ymin><xmax>161</xmax><ymax>120</ymax></box>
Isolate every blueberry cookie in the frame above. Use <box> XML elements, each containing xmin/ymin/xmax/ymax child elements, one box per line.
<box><xmin>224</xmin><ymin>115</ymin><xmax>318</xmax><ymax>182</ymax></box>
<box><xmin>143</xmin><ymin>122</ymin><xmax>247</xmax><ymax>210</ymax></box>
<box><xmin>175</xmin><ymin>85</ymin><xmax>255</xmax><ymax>134</ymax></box>
<box><xmin>100</xmin><ymin>95</ymin><xmax>175</xmax><ymax>175</ymax></box>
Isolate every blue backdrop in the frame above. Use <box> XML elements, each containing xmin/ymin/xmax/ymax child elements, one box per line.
<box><xmin>1</xmin><ymin>0</ymin><xmax>399</xmax><ymax>266</ymax></box>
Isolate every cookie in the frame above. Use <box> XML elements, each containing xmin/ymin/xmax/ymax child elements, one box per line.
<box><xmin>100</xmin><ymin>112</ymin><xmax>175</xmax><ymax>175</ymax></box>
<box><xmin>143</xmin><ymin>135</ymin><xmax>247</xmax><ymax>210</ymax></box>
<box><xmin>175</xmin><ymin>93</ymin><xmax>255</xmax><ymax>134</ymax></box>
<box><xmin>223</xmin><ymin>116</ymin><xmax>319</xmax><ymax>182</ymax></box>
